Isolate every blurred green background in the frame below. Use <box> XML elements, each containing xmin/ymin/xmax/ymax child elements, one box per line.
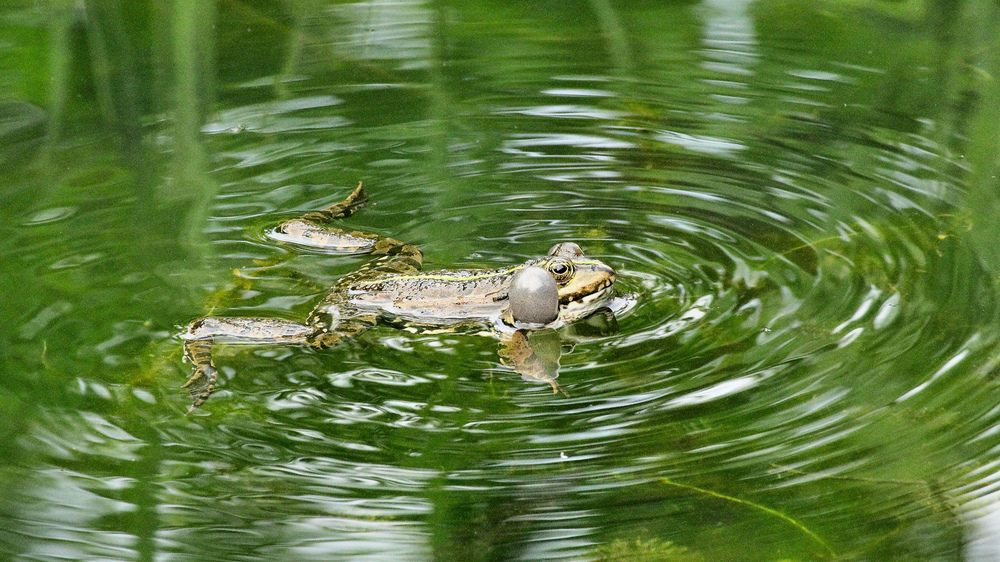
<box><xmin>2</xmin><ymin>0</ymin><xmax>1000</xmax><ymax>560</ymax></box>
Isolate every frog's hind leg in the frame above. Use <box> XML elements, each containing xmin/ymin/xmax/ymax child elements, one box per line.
<box><xmin>182</xmin><ymin>317</ymin><xmax>319</xmax><ymax>413</ymax></box>
<box><xmin>272</xmin><ymin>182</ymin><xmax>402</xmax><ymax>253</ymax></box>
<box><xmin>272</xmin><ymin>181</ymin><xmax>423</xmax><ymax>272</ymax></box>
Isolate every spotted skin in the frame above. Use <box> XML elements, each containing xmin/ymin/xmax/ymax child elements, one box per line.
<box><xmin>181</xmin><ymin>183</ymin><xmax>615</xmax><ymax>412</ymax></box>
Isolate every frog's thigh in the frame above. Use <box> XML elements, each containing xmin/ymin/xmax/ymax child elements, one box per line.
<box><xmin>272</xmin><ymin>220</ymin><xmax>382</xmax><ymax>252</ymax></box>
<box><xmin>186</xmin><ymin>317</ymin><xmax>316</xmax><ymax>344</ymax></box>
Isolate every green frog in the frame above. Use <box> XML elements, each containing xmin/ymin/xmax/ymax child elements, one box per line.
<box><xmin>182</xmin><ymin>183</ymin><xmax>617</xmax><ymax>412</ymax></box>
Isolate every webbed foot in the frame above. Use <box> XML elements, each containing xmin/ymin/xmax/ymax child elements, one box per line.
<box><xmin>182</xmin><ymin>362</ymin><xmax>218</xmax><ymax>414</ymax></box>
<box><xmin>182</xmin><ymin>338</ymin><xmax>218</xmax><ymax>413</ymax></box>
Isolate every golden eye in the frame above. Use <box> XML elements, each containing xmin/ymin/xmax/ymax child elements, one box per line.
<box><xmin>546</xmin><ymin>258</ymin><xmax>575</xmax><ymax>284</ymax></box>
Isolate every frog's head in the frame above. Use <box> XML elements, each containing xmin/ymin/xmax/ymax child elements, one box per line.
<box><xmin>537</xmin><ymin>242</ymin><xmax>616</xmax><ymax>320</ymax></box>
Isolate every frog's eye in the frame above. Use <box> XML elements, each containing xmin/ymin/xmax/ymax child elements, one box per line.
<box><xmin>546</xmin><ymin>258</ymin><xmax>575</xmax><ymax>284</ymax></box>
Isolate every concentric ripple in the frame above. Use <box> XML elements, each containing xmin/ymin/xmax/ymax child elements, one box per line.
<box><xmin>162</xmin><ymin>65</ymin><xmax>1000</xmax><ymax>558</ymax></box>
<box><xmin>7</xmin><ymin>2</ymin><xmax>1000</xmax><ymax>560</ymax></box>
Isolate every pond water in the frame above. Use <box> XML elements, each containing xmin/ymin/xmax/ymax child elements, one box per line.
<box><xmin>3</xmin><ymin>0</ymin><xmax>1000</xmax><ymax>560</ymax></box>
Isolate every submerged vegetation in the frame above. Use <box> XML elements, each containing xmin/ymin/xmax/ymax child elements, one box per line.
<box><xmin>594</xmin><ymin>537</ymin><xmax>705</xmax><ymax>562</ymax></box>
<box><xmin>2</xmin><ymin>0</ymin><xmax>1000</xmax><ymax>559</ymax></box>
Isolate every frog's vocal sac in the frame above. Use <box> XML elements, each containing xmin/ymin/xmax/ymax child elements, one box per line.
<box><xmin>181</xmin><ymin>183</ymin><xmax>617</xmax><ymax>412</ymax></box>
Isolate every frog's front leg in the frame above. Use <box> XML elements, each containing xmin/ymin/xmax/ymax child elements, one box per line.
<box><xmin>181</xmin><ymin>317</ymin><xmax>324</xmax><ymax>413</ymax></box>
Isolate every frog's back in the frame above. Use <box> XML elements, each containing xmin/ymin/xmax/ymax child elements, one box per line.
<box><xmin>346</xmin><ymin>267</ymin><xmax>516</xmax><ymax>323</ymax></box>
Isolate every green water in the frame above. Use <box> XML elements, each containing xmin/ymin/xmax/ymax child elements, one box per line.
<box><xmin>3</xmin><ymin>0</ymin><xmax>1000</xmax><ymax>560</ymax></box>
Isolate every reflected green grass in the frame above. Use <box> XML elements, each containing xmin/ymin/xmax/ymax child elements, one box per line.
<box><xmin>2</xmin><ymin>0</ymin><xmax>1000</xmax><ymax>560</ymax></box>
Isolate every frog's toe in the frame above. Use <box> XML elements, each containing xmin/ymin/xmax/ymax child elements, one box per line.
<box><xmin>540</xmin><ymin>377</ymin><xmax>568</xmax><ymax>396</ymax></box>
<box><xmin>180</xmin><ymin>369</ymin><xmax>200</xmax><ymax>388</ymax></box>
<box><xmin>552</xmin><ymin>381</ymin><xmax>569</xmax><ymax>397</ymax></box>
<box><xmin>182</xmin><ymin>365</ymin><xmax>218</xmax><ymax>413</ymax></box>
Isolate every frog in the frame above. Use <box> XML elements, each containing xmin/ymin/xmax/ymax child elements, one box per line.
<box><xmin>181</xmin><ymin>183</ymin><xmax>617</xmax><ymax>412</ymax></box>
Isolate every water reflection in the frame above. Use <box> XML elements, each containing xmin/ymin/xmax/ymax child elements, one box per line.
<box><xmin>3</xmin><ymin>0</ymin><xmax>1000</xmax><ymax>560</ymax></box>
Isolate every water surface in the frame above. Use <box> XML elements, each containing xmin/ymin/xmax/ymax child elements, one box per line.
<box><xmin>3</xmin><ymin>1</ymin><xmax>1000</xmax><ymax>560</ymax></box>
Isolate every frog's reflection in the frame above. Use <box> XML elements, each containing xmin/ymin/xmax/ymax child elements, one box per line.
<box><xmin>499</xmin><ymin>309</ymin><xmax>620</xmax><ymax>394</ymax></box>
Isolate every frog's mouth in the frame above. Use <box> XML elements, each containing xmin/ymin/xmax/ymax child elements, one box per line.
<box><xmin>558</xmin><ymin>265</ymin><xmax>616</xmax><ymax>319</ymax></box>
<box><xmin>559</xmin><ymin>286</ymin><xmax>615</xmax><ymax>321</ymax></box>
